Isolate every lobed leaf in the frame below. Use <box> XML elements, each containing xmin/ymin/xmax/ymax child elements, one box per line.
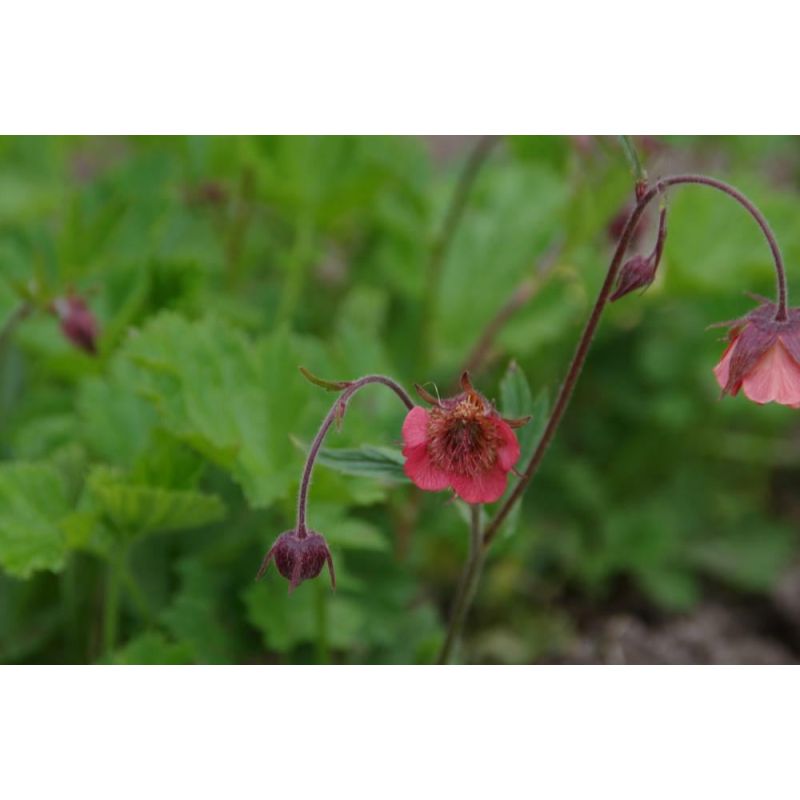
<box><xmin>88</xmin><ymin>466</ymin><xmax>225</xmax><ymax>539</ymax></box>
<box><xmin>0</xmin><ymin>463</ymin><xmax>71</xmax><ymax>578</ymax></box>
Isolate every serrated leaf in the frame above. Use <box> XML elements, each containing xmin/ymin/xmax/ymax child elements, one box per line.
<box><xmin>0</xmin><ymin>463</ymin><xmax>70</xmax><ymax>578</ymax></box>
<box><xmin>77</xmin><ymin>356</ymin><xmax>157</xmax><ymax>468</ymax></box>
<box><xmin>294</xmin><ymin>436</ymin><xmax>408</xmax><ymax>481</ymax></box>
<box><xmin>124</xmin><ymin>313</ymin><xmax>315</xmax><ymax>508</ymax></box>
<box><xmin>88</xmin><ymin>466</ymin><xmax>225</xmax><ymax>538</ymax></box>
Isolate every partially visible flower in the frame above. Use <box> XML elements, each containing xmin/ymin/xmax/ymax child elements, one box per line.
<box><xmin>402</xmin><ymin>372</ymin><xmax>528</xmax><ymax>505</ymax></box>
<box><xmin>713</xmin><ymin>300</ymin><xmax>800</xmax><ymax>408</ymax></box>
<box><xmin>52</xmin><ymin>295</ymin><xmax>99</xmax><ymax>355</ymax></box>
<box><xmin>256</xmin><ymin>528</ymin><xmax>335</xmax><ymax>592</ymax></box>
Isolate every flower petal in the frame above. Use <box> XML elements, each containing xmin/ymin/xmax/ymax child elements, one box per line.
<box><xmin>401</xmin><ymin>406</ymin><xmax>430</xmax><ymax>449</ymax></box>
<box><xmin>493</xmin><ymin>418</ymin><xmax>521</xmax><ymax>471</ymax></box>
<box><xmin>742</xmin><ymin>341</ymin><xmax>800</xmax><ymax>406</ymax></box>
<box><xmin>450</xmin><ymin>465</ymin><xmax>508</xmax><ymax>504</ymax></box>
<box><xmin>403</xmin><ymin>443</ymin><xmax>451</xmax><ymax>491</ymax></box>
<box><xmin>713</xmin><ymin>340</ymin><xmax>735</xmax><ymax>391</ymax></box>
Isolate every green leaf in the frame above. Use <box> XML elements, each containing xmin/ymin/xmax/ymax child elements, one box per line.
<box><xmin>500</xmin><ymin>360</ymin><xmax>537</xmax><ymax>459</ymax></box>
<box><xmin>160</xmin><ymin>558</ymin><xmax>241</xmax><ymax>664</ymax></box>
<box><xmin>88</xmin><ymin>466</ymin><xmax>226</xmax><ymax>538</ymax></box>
<box><xmin>309</xmin><ymin>505</ymin><xmax>390</xmax><ymax>552</ymax></box>
<box><xmin>113</xmin><ymin>632</ymin><xmax>194</xmax><ymax>665</ymax></box>
<box><xmin>125</xmin><ymin>313</ymin><xmax>316</xmax><ymax>508</ymax></box>
<box><xmin>501</xmin><ymin>361</ymin><xmax>549</xmax><ymax>456</ymax></box>
<box><xmin>436</xmin><ymin>162</ymin><xmax>569</xmax><ymax>368</ymax></box>
<box><xmin>498</xmin><ymin>361</ymin><xmax>549</xmax><ymax>536</ymax></box>
<box><xmin>0</xmin><ymin>463</ymin><xmax>70</xmax><ymax>578</ymax></box>
<box><xmin>77</xmin><ymin>357</ymin><xmax>157</xmax><ymax>468</ymax></box>
<box><xmin>294</xmin><ymin>436</ymin><xmax>408</xmax><ymax>481</ymax></box>
<box><xmin>243</xmin><ymin>578</ymin><xmax>366</xmax><ymax>654</ymax></box>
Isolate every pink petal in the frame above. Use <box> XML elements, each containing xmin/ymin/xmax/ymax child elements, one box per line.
<box><xmin>401</xmin><ymin>406</ymin><xmax>430</xmax><ymax>449</ymax></box>
<box><xmin>713</xmin><ymin>341</ymin><xmax>735</xmax><ymax>391</ymax></box>
<box><xmin>403</xmin><ymin>443</ymin><xmax>451</xmax><ymax>491</ymax></box>
<box><xmin>493</xmin><ymin>418</ymin><xmax>521</xmax><ymax>471</ymax></box>
<box><xmin>741</xmin><ymin>341</ymin><xmax>800</xmax><ymax>406</ymax></box>
<box><xmin>450</xmin><ymin>465</ymin><xmax>508</xmax><ymax>504</ymax></box>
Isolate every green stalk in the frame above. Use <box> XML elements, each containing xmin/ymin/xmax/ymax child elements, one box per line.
<box><xmin>314</xmin><ymin>579</ymin><xmax>329</xmax><ymax>664</ymax></box>
<box><xmin>103</xmin><ymin>555</ymin><xmax>122</xmax><ymax>658</ymax></box>
<box><xmin>437</xmin><ymin>505</ymin><xmax>485</xmax><ymax>664</ymax></box>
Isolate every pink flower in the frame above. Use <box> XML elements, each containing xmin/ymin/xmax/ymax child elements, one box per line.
<box><xmin>52</xmin><ymin>295</ymin><xmax>99</xmax><ymax>355</ymax></box>
<box><xmin>402</xmin><ymin>372</ymin><xmax>527</xmax><ymax>504</ymax></box>
<box><xmin>713</xmin><ymin>300</ymin><xmax>800</xmax><ymax>407</ymax></box>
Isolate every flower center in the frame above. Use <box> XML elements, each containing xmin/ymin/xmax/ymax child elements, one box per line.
<box><xmin>426</xmin><ymin>393</ymin><xmax>500</xmax><ymax>476</ymax></box>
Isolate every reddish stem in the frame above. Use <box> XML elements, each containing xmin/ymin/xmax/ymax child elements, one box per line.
<box><xmin>296</xmin><ymin>375</ymin><xmax>414</xmax><ymax>535</ymax></box>
<box><xmin>482</xmin><ymin>173</ymin><xmax>789</xmax><ymax>547</ymax></box>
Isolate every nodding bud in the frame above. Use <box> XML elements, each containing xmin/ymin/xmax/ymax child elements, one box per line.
<box><xmin>255</xmin><ymin>528</ymin><xmax>335</xmax><ymax>593</ymax></box>
<box><xmin>609</xmin><ymin>254</ymin><xmax>657</xmax><ymax>302</ymax></box>
<box><xmin>610</xmin><ymin>206</ymin><xmax>667</xmax><ymax>303</ymax></box>
<box><xmin>51</xmin><ymin>295</ymin><xmax>99</xmax><ymax>354</ymax></box>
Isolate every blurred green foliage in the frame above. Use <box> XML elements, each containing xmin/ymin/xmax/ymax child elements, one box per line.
<box><xmin>1</xmin><ymin>135</ymin><xmax>799</xmax><ymax>664</ymax></box>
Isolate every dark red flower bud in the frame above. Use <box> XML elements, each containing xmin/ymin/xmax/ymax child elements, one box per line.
<box><xmin>255</xmin><ymin>528</ymin><xmax>335</xmax><ymax>593</ymax></box>
<box><xmin>609</xmin><ymin>206</ymin><xmax>667</xmax><ymax>303</ymax></box>
<box><xmin>609</xmin><ymin>254</ymin><xmax>657</xmax><ymax>302</ymax></box>
<box><xmin>52</xmin><ymin>295</ymin><xmax>99</xmax><ymax>354</ymax></box>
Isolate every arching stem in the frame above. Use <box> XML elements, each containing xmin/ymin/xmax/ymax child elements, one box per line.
<box><xmin>296</xmin><ymin>375</ymin><xmax>414</xmax><ymax>535</ymax></box>
<box><xmin>482</xmin><ymin>173</ymin><xmax>789</xmax><ymax>548</ymax></box>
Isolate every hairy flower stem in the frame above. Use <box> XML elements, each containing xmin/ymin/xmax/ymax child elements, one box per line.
<box><xmin>437</xmin><ymin>505</ymin><xmax>484</xmax><ymax>664</ymax></box>
<box><xmin>482</xmin><ymin>173</ymin><xmax>789</xmax><ymax>548</ymax></box>
<box><xmin>296</xmin><ymin>375</ymin><xmax>414</xmax><ymax>534</ymax></box>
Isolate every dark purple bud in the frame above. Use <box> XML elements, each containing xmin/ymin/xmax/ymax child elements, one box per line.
<box><xmin>52</xmin><ymin>295</ymin><xmax>99</xmax><ymax>354</ymax></box>
<box><xmin>255</xmin><ymin>528</ymin><xmax>335</xmax><ymax>593</ymax></box>
<box><xmin>609</xmin><ymin>254</ymin><xmax>657</xmax><ymax>302</ymax></box>
<box><xmin>610</xmin><ymin>206</ymin><xmax>667</xmax><ymax>303</ymax></box>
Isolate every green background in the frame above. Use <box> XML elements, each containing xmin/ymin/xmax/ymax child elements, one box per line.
<box><xmin>1</xmin><ymin>135</ymin><xmax>799</xmax><ymax>664</ymax></box>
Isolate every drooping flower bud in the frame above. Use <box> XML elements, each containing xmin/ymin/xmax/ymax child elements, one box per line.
<box><xmin>609</xmin><ymin>206</ymin><xmax>667</xmax><ymax>303</ymax></box>
<box><xmin>52</xmin><ymin>295</ymin><xmax>99</xmax><ymax>355</ymax></box>
<box><xmin>402</xmin><ymin>372</ymin><xmax>527</xmax><ymax>505</ymax></box>
<box><xmin>255</xmin><ymin>528</ymin><xmax>336</xmax><ymax>593</ymax></box>
<box><xmin>609</xmin><ymin>254</ymin><xmax>657</xmax><ymax>302</ymax></box>
<box><xmin>713</xmin><ymin>300</ymin><xmax>800</xmax><ymax>407</ymax></box>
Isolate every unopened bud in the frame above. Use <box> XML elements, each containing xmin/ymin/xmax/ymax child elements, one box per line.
<box><xmin>609</xmin><ymin>254</ymin><xmax>657</xmax><ymax>302</ymax></box>
<box><xmin>255</xmin><ymin>528</ymin><xmax>335</xmax><ymax>593</ymax></box>
<box><xmin>52</xmin><ymin>295</ymin><xmax>99</xmax><ymax>355</ymax></box>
